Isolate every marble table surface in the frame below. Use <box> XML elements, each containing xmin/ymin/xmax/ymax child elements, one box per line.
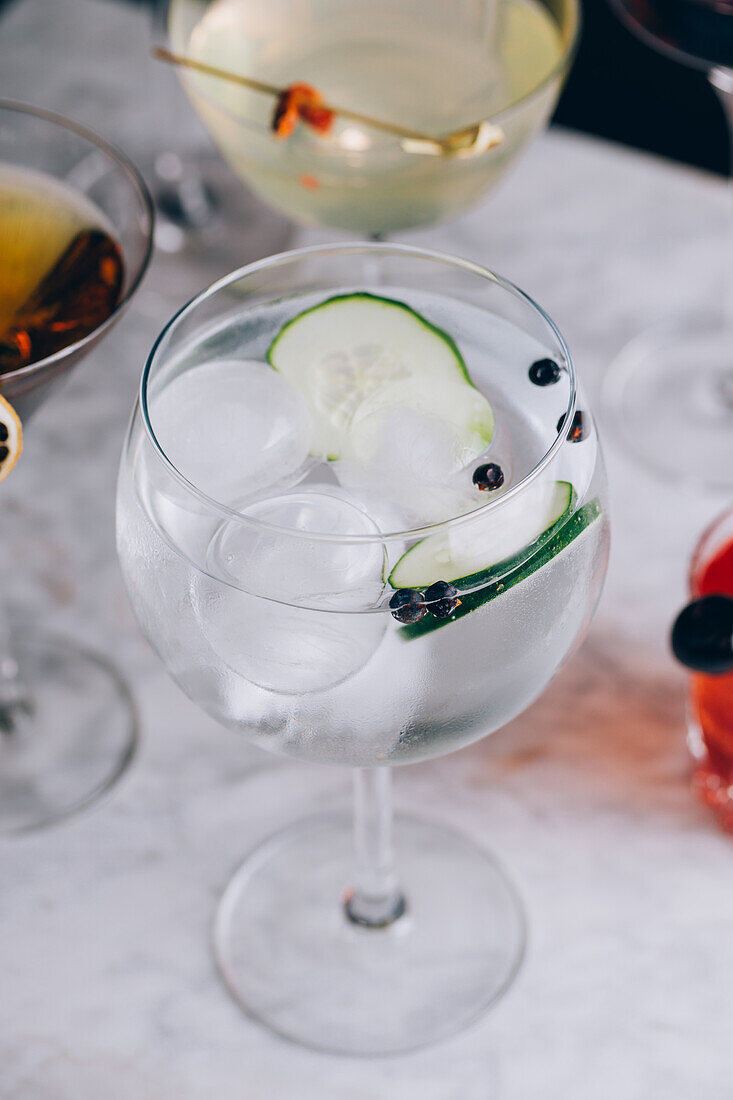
<box><xmin>2</xmin><ymin>0</ymin><xmax>733</xmax><ymax>1095</ymax></box>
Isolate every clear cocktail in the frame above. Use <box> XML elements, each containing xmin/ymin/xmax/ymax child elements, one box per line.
<box><xmin>117</xmin><ymin>243</ymin><xmax>609</xmax><ymax>1053</ymax></box>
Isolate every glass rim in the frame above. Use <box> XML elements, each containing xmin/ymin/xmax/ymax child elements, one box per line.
<box><xmin>170</xmin><ymin>0</ymin><xmax>581</xmax><ymax>147</ymax></box>
<box><xmin>139</xmin><ymin>241</ymin><xmax>578</xmax><ymax>545</ymax></box>
<box><xmin>607</xmin><ymin>0</ymin><xmax>716</xmax><ymax>73</ymax></box>
<box><xmin>0</xmin><ymin>98</ymin><xmax>155</xmax><ymax>386</ymax></box>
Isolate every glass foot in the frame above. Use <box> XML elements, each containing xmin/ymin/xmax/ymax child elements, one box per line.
<box><xmin>214</xmin><ymin>813</ymin><xmax>526</xmax><ymax>1055</ymax></box>
<box><xmin>0</xmin><ymin>632</ymin><xmax>138</xmax><ymax>834</ymax></box>
<box><xmin>602</xmin><ymin>317</ymin><xmax>733</xmax><ymax>489</ymax></box>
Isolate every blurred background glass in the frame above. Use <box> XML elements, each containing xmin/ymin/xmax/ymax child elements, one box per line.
<box><xmin>92</xmin><ymin>0</ymin><xmax>733</xmax><ymax>177</ymax></box>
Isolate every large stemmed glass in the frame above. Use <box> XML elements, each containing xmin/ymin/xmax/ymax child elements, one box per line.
<box><xmin>117</xmin><ymin>243</ymin><xmax>609</xmax><ymax>1054</ymax></box>
<box><xmin>0</xmin><ymin>101</ymin><xmax>154</xmax><ymax>832</ymax></box>
<box><xmin>163</xmin><ymin>0</ymin><xmax>579</xmax><ymax>237</ymax></box>
<box><xmin>604</xmin><ymin>0</ymin><xmax>733</xmax><ymax>487</ymax></box>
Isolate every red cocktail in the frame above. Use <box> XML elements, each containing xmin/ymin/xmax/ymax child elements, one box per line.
<box><xmin>674</xmin><ymin>509</ymin><xmax>733</xmax><ymax>829</ymax></box>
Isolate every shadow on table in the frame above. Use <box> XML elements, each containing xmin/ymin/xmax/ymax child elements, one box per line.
<box><xmin>465</xmin><ymin>629</ymin><xmax>697</xmax><ymax>828</ymax></box>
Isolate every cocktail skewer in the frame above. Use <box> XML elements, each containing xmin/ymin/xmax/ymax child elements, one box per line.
<box><xmin>153</xmin><ymin>47</ymin><xmax>504</xmax><ymax>156</ymax></box>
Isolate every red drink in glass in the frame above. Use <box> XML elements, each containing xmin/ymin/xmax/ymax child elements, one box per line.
<box><xmin>688</xmin><ymin>510</ymin><xmax>733</xmax><ymax>828</ymax></box>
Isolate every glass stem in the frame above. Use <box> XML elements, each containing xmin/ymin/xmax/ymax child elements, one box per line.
<box><xmin>707</xmin><ymin>68</ymin><xmax>733</xmax><ymax>405</ymax></box>
<box><xmin>710</xmin><ymin>68</ymin><xmax>733</xmax><ymax>324</ymax></box>
<box><xmin>345</xmin><ymin>768</ymin><xmax>406</xmax><ymax>928</ymax></box>
<box><xmin>0</xmin><ymin>600</ymin><xmax>28</xmax><ymax>735</ymax></box>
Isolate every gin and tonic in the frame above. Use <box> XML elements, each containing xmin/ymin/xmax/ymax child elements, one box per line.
<box><xmin>117</xmin><ymin>243</ymin><xmax>608</xmax><ymax>1053</ymax></box>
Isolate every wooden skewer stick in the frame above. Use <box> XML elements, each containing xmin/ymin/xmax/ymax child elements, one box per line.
<box><xmin>153</xmin><ymin>47</ymin><xmax>503</xmax><ymax>156</ymax></box>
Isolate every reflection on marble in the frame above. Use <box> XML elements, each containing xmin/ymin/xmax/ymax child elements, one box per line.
<box><xmin>2</xmin><ymin>0</ymin><xmax>733</xmax><ymax>1095</ymax></box>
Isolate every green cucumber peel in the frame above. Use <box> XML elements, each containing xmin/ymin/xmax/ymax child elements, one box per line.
<box><xmin>388</xmin><ymin>481</ymin><xmax>575</xmax><ymax>591</ymax></box>
<box><xmin>266</xmin><ymin>292</ymin><xmax>472</xmax><ymax>385</ymax></box>
<box><xmin>397</xmin><ymin>497</ymin><xmax>603</xmax><ymax>640</ymax></box>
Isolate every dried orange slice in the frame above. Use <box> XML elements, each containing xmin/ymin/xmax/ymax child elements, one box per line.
<box><xmin>0</xmin><ymin>394</ymin><xmax>22</xmax><ymax>483</ymax></box>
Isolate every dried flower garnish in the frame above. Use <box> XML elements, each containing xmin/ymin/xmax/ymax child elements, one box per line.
<box><xmin>272</xmin><ymin>82</ymin><xmax>335</xmax><ymax>139</ymax></box>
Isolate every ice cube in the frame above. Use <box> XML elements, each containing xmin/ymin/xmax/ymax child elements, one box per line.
<box><xmin>192</xmin><ymin>488</ymin><xmax>388</xmax><ymax>693</ymax></box>
<box><xmin>337</xmin><ymin>387</ymin><xmax>492</xmax><ymax>525</ymax></box>
<box><xmin>207</xmin><ymin>487</ymin><xmax>386</xmax><ymax>608</ymax></box>
<box><xmin>350</xmin><ymin>402</ymin><xmax>471</xmax><ymax>483</ymax></box>
<box><xmin>334</xmin><ymin>445</ymin><xmax>480</xmax><ymax>528</ymax></box>
<box><xmin>192</xmin><ymin>588</ymin><xmax>387</xmax><ymax>695</ymax></box>
<box><xmin>148</xmin><ymin>358</ymin><xmax>312</xmax><ymax>506</ymax></box>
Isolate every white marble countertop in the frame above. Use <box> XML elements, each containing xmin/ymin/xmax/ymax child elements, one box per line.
<box><xmin>3</xmin><ymin>0</ymin><xmax>733</xmax><ymax>1095</ymax></box>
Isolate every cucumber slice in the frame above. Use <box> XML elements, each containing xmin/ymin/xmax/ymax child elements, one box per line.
<box><xmin>389</xmin><ymin>480</ymin><xmax>574</xmax><ymax>590</ymax></box>
<box><xmin>399</xmin><ymin>497</ymin><xmax>603</xmax><ymax>640</ymax></box>
<box><xmin>267</xmin><ymin>292</ymin><xmax>490</xmax><ymax>460</ymax></box>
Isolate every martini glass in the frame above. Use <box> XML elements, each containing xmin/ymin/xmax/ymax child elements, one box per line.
<box><xmin>117</xmin><ymin>243</ymin><xmax>609</xmax><ymax>1054</ymax></box>
<box><xmin>0</xmin><ymin>101</ymin><xmax>154</xmax><ymax>832</ymax></box>
<box><xmin>604</xmin><ymin>0</ymin><xmax>733</xmax><ymax>487</ymax></box>
<box><xmin>162</xmin><ymin>0</ymin><xmax>579</xmax><ymax>237</ymax></box>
